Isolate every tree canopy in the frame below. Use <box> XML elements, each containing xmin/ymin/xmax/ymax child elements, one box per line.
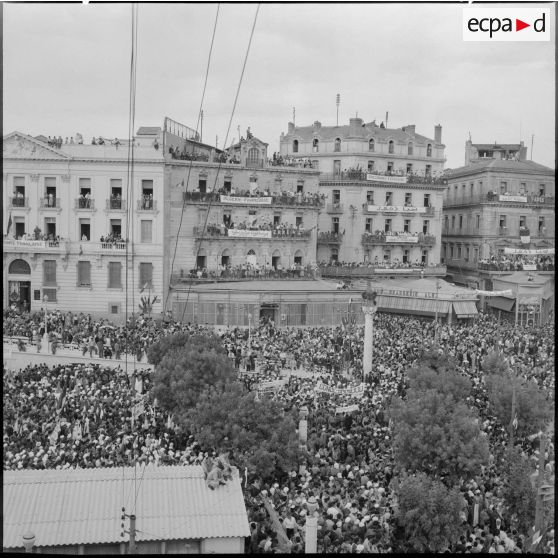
<box><xmin>147</xmin><ymin>331</ymin><xmax>225</xmax><ymax>365</ymax></box>
<box><xmin>394</xmin><ymin>472</ymin><xmax>465</xmax><ymax>553</ymax></box>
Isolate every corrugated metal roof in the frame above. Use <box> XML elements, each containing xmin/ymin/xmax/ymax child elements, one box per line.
<box><xmin>452</xmin><ymin>301</ymin><xmax>478</xmax><ymax>317</ymax></box>
<box><xmin>3</xmin><ymin>466</ymin><xmax>250</xmax><ymax>549</ymax></box>
<box><xmin>136</xmin><ymin>126</ymin><xmax>161</xmax><ymax>135</ymax></box>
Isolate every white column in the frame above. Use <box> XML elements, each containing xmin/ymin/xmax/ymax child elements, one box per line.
<box><xmin>305</xmin><ymin>516</ymin><xmax>318</xmax><ymax>554</ymax></box>
<box><xmin>362</xmin><ymin>306</ymin><xmax>376</xmax><ymax>378</ymax></box>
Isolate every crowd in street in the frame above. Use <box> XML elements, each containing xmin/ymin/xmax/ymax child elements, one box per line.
<box><xmin>186</xmin><ymin>263</ymin><xmax>318</xmax><ymax>280</ymax></box>
<box><xmin>3</xmin><ymin>309</ymin><xmax>554</xmax><ymax>553</ymax></box>
<box><xmin>478</xmin><ymin>255</ymin><xmax>554</xmax><ymax>272</ymax></box>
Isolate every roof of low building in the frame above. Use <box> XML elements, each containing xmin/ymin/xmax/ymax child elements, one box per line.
<box><xmin>447</xmin><ymin>158</ymin><xmax>554</xmax><ymax>178</ymax></box>
<box><xmin>3</xmin><ymin>465</ymin><xmax>250</xmax><ymax>549</ymax></box>
<box><xmin>136</xmin><ymin>126</ymin><xmax>162</xmax><ymax>136</ymax></box>
<box><xmin>472</xmin><ymin>143</ymin><xmax>523</xmax><ymax>150</ymax></box>
<box><xmin>185</xmin><ymin>278</ymin><xmax>344</xmax><ymax>293</ymax></box>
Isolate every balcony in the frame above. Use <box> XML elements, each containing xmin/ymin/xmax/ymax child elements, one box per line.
<box><xmin>182</xmin><ymin>191</ymin><xmax>324</xmax><ymax>208</ymax></box>
<box><xmin>444</xmin><ymin>193</ymin><xmax>556</xmax><ymax>208</ymax></box>
<box><xmin>100</xmin><ymin>241</ymin><xmax>127</xmax><ymax>252</ymax></box>
<box><xmin>106</xmin><ymin>198</ymin><xmax>126</xmax><ymax>211</ymax></box>
<box><xmin>172</xmin><ymin>266</ymin><xmax>320</xmax><ymax>283</ymax></box>
<box><xmin>361</xmin><ymin>232</ymin><xmax>436</xmax><ymax>246</ymax></box>
<box><xmin>498</xmin><ymin>227</ymin><xmax>510</xmax><ymax>236</ymax></box>
<box><xmin>137</xmin><ymin>199</ymin><xmax>158</xmax><ymax>211</ymax></box>
<box><xmin>39</xmin><ymin>197</ymin><xmax>60</xmax><ymax>209</ymax></box>
<box><xmin>326</xmin><ymin>203</ymin><xmax>344</xmax><ymax>214</ymax></box>
<box><xmin>362</xmin><ymin>203</ymin><xmax>435</xmax><ymax>215</ymax></box>
<box><xmin>319</xmin><ymin>264</ymin><xmax>447</xmax><ymax>278</ymax></box>
<box><xmin>192</xmin><ymin>226</ymin><xmax>312</xmax><ymax>241</ymax></box>
<box><xmin>317</xmin><ymin>231</ymin><xmax>344</xmax><ymax>245</ymax></box>
<box><xmin>320</xmin><ymin>171</ymin><xmax>447</xmax><ymax>186</ymax></box>
<box><xmin>9</xmin><ymin>196</ymin><xmax>29</xmax><ymax>208</ymax></box>
<box><xmin>74</xmin><ymin>198</ymin><xmax>95</xmax><ymax>210</ymax></box>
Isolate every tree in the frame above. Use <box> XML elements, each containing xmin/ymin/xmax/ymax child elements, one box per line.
<box><xmin>481</xmin><ymin>350</ymin><xmax>509</xmax><ymax>376</ymax></box>
<box><xmin>501</xmin><ymin>447</ymin><xmax>536</xmax><ymax>536</ymax></box>
<box><xmin>394</xmin><ymin>472</ymin><xmax>465</xmax><ymax>553</ymax></box>
<box><xmin>390</xmin><ymin>389</ymin><xmax>489</xmax><ymax>485</ymax></box>
<box><xmin>185</xmin><ymin>382</ymin><xmax>300</xmax><ymax>480</ymax></box>
<box><xmin>147</xmin><ymin>331</ymin><xmax>226</xmax><ymax>365</ymax></box>
<box><xmin>150</xmin><ymin>343</ymin><xmax>235</xmax><ymax>414</ymax></box>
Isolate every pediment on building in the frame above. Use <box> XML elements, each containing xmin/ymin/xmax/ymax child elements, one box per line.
<box><xmin>3</xmin><ymin>132</ymin><xmax>71</xmax><ymax>160</ymax></box>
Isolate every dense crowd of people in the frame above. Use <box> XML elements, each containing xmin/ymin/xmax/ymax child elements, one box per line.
<box><xmin>204</xmin><ymin>220</ymin><xmax>310</xmax><ymax>238</ymax></box>
<box><xmin>319</xmin><ymin>259</ymin><xmax>440</xmax><ymax>270</ymax></box>
<box><xmin>478</xmin><ymin>255</ymin><xmax>554</xmax><ymax>272</ymax></box>
<box><xmin>3</xmin><ymin>308</ymin><xmax>554</xmax><ymax>554</ymax></box>
<box><xmin>185</xmin><ymin>263</ymin><xmax>319</xmax><ymax>281</ymax></box>
<box><xmin>184</xmin><ymin>187</ymin><xmax>325</xmax><ymax>207</ymax></box>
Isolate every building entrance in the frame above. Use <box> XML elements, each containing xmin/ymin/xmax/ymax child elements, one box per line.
<box><xmin>8</xmin><ymin>280</ymin><xmax>31</xmax><ymax>310</ymax></box>
<box><xmin>260</xmin><ymin>304</ymin><xmax>278</xmax><ymax>324</ymax></box>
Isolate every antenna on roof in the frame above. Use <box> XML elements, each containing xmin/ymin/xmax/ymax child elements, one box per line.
<box><xmin>385</xmin><ymin>111</ymin><xmax>389</xmax><ymax>129</ymax></box>
<box><xmin>292</xmin><ymin>106</ymin><xmax>296</xmax><ymax>127</ymax></box>
<box><xmin>336</xmin><ymin>94</ymin><xmax>340</xmax><ymax>127</ymax></box>
<box><xmin>530</xmin><ymin>134</ymin><xmax>534</xmax><ymax>160</ymax></box>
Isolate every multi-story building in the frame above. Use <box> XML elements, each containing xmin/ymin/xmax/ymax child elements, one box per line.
<box><xmin>279</xmin><ymin>117</ymin><xmax>446</xmax><ymax>177</ymax></box>
<box><xmin>3</xmin><ymin>128</ymin><xmax>166</xmax><ymax>317</ymax></box>
<box><xmin>464</xmin><ymin>139</ymin><xmax>527</xmax><ymax>166</ymax></box>
<box><xmin>442</xmin><ymin>156</ymin><xmax>555</xmax><ymax>290</ymax></box>
<box><xmin>163</xmin><ymin>128</ymin><xmax>322</xmax><ymax>320</ymax></box>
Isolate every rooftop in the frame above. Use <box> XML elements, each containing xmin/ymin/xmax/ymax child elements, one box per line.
<box><xmin>446</xmin><ymin>158</ymin><xmax>554</xmax><ymax>178</ymax></box>
<box><xmin>3</xmin><ymin>465</ymin><xmax>250</xmax><ymax>549</ymax></box>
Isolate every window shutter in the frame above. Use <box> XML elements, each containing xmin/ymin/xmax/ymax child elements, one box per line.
<box><xmin>108</xmin><ymin>262</ymin><xmax>122</xmax><ymax>288</ymax></box>
<box><xmin>139</xmin><ymin>263</ymin><xmax>153</xmax><ymax>288</ymax></box>
<box><xmin>78</xmin><ymin>261</ymin><xmax>91</xmax><ymax>286</ymax></box>
<box><xmin>43</xmin><ymin>260</ymin><xmax>56</xmax><ymax>285</ymax></box>
<box><xmin>140</xmin><ymin>220</ymin><xmax>152</xmax><ymax>243</ymax></box>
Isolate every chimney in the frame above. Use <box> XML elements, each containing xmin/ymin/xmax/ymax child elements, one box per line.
<box><xmin>349</xmin><ymin>117</ymin><xmax>363</xmax><ymax>135</ymax></box>
<box><xmin>518</xmin><ymin>144</ymin><xmax>528</xmax><ymax>161</ymax></box>
<box><xmin>403</xmin><ymin>125</ymin><xmax>416</xmax><ymax>135</ymax></box>
<box><xmin>434</xmin><ymin>124</ymin><xmax>442</xmax><ymax>144</ymax></box>
<box><xmin>313</xmin><ymin>121</ymin><xmax>321</xmax><ymax>130</ymax></box>
<box><xmin>288</xmin><ymin>122</ymin><xmax>295</xmax><ymax>134</ymax></box>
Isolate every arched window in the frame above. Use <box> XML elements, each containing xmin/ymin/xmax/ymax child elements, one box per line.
<box><xmin>368</xmin><ymin>139</ymin><xmax>375</xmax><ymax>152</ymax></box>
<box><xmin>331</xmin><ymin>248</ymin><xmax>339</xmax><ymax>262</ymax></box>
<box><xmin>334</xmin><ymin>138</ymin><xmax>341</xmax><ymax>152</ymax></box>
<box><xmin>294</xmin><ymin>249</ymin><xmax>303</xmax><ymax>265</ymax></box>
<box><xmin>9</xmin><ymin>259</ymin><xmax>31</xmax><ymax>274</ymax></box>
<box><xmin>388</xmin><ymin>140</ymin><xmax>394</xmax><ymax>154</ymax></box>
<box><xmin>312</xmin><ymin>138</ymin><xmax>319</xmax><ymax>153</ymax></box>
<box><xmin>427</xmin><ymin>143</ymin><xmax>432</xmax><ymax>157</ymax></box>
<box><xmin>293</xmin><ymin>140</ymin><xmax>299</xmax><ymax>153</ymax></box>
<box><xmin>247</xmin><ymin>148</ymin><xmax>261</xmax><ymax>166</ymax></box>
<box><xmin>408</xmin><ymin>142</ymin><xmax>413</xmax><ymax>155</ymax></box>
<box><xmin>246</xmin><ymin>249</ymin><xmax>257</xmax><ymax>266</ymax></box>
<box><xmin>221</xmin><ymin>249</ymin><xmax>231</xmax><ymax>266</ymax></box>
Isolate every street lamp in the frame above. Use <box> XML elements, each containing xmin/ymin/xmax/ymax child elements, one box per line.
<box><xmin>22</xmin><ymin>531</ymin><xmax>36</xmax><ymax>553</ymax></box>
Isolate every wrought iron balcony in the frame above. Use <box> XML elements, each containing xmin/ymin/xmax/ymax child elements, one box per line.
<box><xmin>40</xmin><ymin>197</ymin><xmax>60</xmax><ymax>208</ymax></box>
<box><xmin>75</xmin><ymin>198</ymin><xmax>95</xmax><ymax>210</ymax></box>
<box><xmin>317</xmin><ymin>231</ymin><xmax>344</xmax><ymax>245</ymax></box>
<box><xmin>9</xmin><ymin>196</ymin><xmax>29</xmax><ymax>208</ymax></box>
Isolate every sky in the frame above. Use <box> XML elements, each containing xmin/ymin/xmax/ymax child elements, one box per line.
<box><xmin>3</xmin><ymin>2</ymin><xmax>555</xmax><ymax>170</ymax></box>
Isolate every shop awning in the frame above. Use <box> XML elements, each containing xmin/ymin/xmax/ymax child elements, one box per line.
<box><xmin>453</xmin><ymin>300</ymin><xmax>478</xmax><ymax>318</ymax></box>
<box><xmin>488</xmin><ymin>296</ymin><xmax>515</xmax><ymax>312</ymax></box>
<box><xmin>378</xmin><ymin>296</ymin><xmax>451</xmax><ymax>316</ymax></box>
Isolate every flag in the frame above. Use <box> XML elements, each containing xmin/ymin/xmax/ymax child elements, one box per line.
<box><xmin>512</xmin><ymin>413</ymin><xmax>518</xmax><ymax>430</ymax></box>
<box><xmin>140</xmin><ymin>282</ymin><xmax>150</xmax><ymax>294</ymax></box>
<box><xmin>6</xmin><ymin>212</ymin><xmax>13</xmax><ymax>235</ymax></box>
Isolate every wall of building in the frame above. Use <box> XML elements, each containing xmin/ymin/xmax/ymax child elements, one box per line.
<box><xmin>202</xmin><ymin>537</ymin><xmax>244</xmax><ymax>554</ymax></box>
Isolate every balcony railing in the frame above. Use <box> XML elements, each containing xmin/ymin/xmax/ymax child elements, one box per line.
<box><xmin>444</xmin><ymin>193</ymin><xmax>556</xmax><ymax>207</ymax></box>
<box><xmin>320</xmin><ymin>171</ymin><xmax>447</xmax><ymax>185</ymax></box>
<box><xmin>172</xmin><ymin>267</ymin><xmax>320</xmax><ymax>283</ymax></box>
<box><xmin>362</xmin><ymin>203</ymin><xmax>435</xmax><ymax>215</ymax></box>
<box><xmin>137</xmin><ymin>199</ymin><xmax>158</xmax><ymax>211</ymax></box>
<box><xmin>183</xmin><ymin>191</ymin><xmax>324</xmax><ymax>208</ymax></box>
<box><xmin>498</xmin><ymin>227</ymin><xmax>510</xmax><ymax>236</ymax></box>
<box><xmin>361</xmin><ymin>232</ymin><xmax>436</xmax><ymax>246</ymax></box>
<box><xmin>75</xmin><ymin>198</ymin><xmax>95</xmax><ymax>210</ymax></box>
<box><xmin>326</xmin><ymin>203</ymin><xmax>344</xmax><ymax>214</ymax></box>
<box><xmin>40</xmin><ymin>197</ymin><xmax>60</xmax><ymax>208</ymax></box>
<box><xmin>106</xmin><ymin>198</ymin><xmax>126</xmax><ymax>210</ymax></box>
<box><xmin>319</xmin><ymin>265</ymin><xmax>447</xmax><ymax>278</ymax></box>
<box><xmin>9</xmin><ymin>196</ymin><xmax>29</xmax><ymax>208</ymax></box>
<box><xmin>317</xmin><ymin>232</ymin><xmax>344</xmax><ymax>244</ymax></box>
<box><xmin>193</xmin><ymin>226</ymin><xmax>312</xmax><ymax>240</ymax></box>
<box><xmin>3</xmin><ymin>237</ymin><xmax>65</xmax><ymax>251</ymax></box>
<box><xmin>100</xmin><ymin>241</ymin><xmax>127</xmax><ymax>251</ymax></box>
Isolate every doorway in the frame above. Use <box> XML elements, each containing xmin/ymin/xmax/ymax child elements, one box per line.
<box><xmin>260</xmin><ymin>304</ymin><xmax>278</xmax><ymax>324</ymax></box>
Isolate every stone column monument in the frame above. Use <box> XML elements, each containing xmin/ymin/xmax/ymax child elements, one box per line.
<box><xmin>361</xmin><ymin>281</ymin><xmax>378</xmax><ymax>379</ymax></box>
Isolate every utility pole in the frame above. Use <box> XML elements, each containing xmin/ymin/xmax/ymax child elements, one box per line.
<box><xmin>200</xmin><ymin>110</ymin><xmax>204</xmax><ymax>143</ymax></box>
<box><xmin>336</xmin><ymin>94</ymin><xmax>340</xmax><ymax>127</ymax></box>
<box><xmin>530</xmin><ymin>134</ymin><xmax>534</xmax><ymax>160</ymax></box>
<box><xmin>292</xmin><ymin>106</ymin><xmax>296</xmax><ymax>127</ymax></box>
<box><xmin>121</xmin><ymin>508</ymin><xmax>137</xmax><ymax>554</ymax></box>
<box><xmin>508</xmin><ymin>367</ymin><xmax>517</xmax><ymax>447</ymax></box>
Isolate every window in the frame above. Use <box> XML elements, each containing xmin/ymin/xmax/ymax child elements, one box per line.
<box><xmin>368</xmin><ymin>161</ymin><xmax>375</xmax><ymax>171</ymax></box>
<box><xmin>424</xmin><ymin>193</ymin><xmax>431</xmax><ymax>207</ymax></box>
<box><xmin>42</xmin><ymin>288</ymin><xmax>57</xmax><ymax>302</ymax></box>
<box><xmin>387</xmin><ymin>162</ymin><xmax>394</xmax><ymax>173</ymax></box>
<box><xmin>110</xmin><ymin>304</ymin><xmax>120</xmax><ymax>315</ymax></box>
<box><xmin>403</xmin><ymin>249</ymin><xmax>409</xmax><ymax>263</ymax></box>
<box><xmin>110</xmin><ymin>219</ymin><xmax>122</xmax><ymax>237</ymax></box>
<box><xmin>444</xmin><ymin>216</ymin><xmax>449</xmax><ymax>230</ymax></box>
<box><xmin>79</xmin><ymin>218</ymin><xmax>90</xmax><ymax>241</ymax></box>
<box><xmin>365</xmin><ymin>218</ymin><xmax>372</xmax><ymax>233</ymax></box>
<box><xmin>108</xmin><ymin>262</ymin><xmax>122</xmax><ymax>288</ymax></box>
<box><xmin>334</xmin><ymin>138</ymin><xmax>341</xmax><ymax>152</ymax></box>
<box><xmin>426</xmin><ymin>144</ymin><xmax>432</xmax><ymax>157</ymax></box>
<box><xmin>312</xmin><ymin>138</ymin><xmax>319</xmax><ymax>153</ymax></box>
<box><xmin>141</xmin><ymin>179</ymin><xmax>154</xmax><ymax>209</ymax></box>
<box><xmin>470</xmin><ymin>183</ymin><xmax>474</xmax><ymax>198</ymax></box>
<box><xmin>457</xmin><ymin>245</ymin><xmax>462</xmax><ymax>259</ymax></box>
<box><xmin>425</xmin><ymin>164</ymin><xmax>432</xmax><ymax>176</ymax></box>
<box><xmin>519</xmin><ymin>183</ymin><xmax>526</xmax><ymax>195</ymax></box>
<box><xmin>366</xmin><ymin>191</ymin><xmax>374</xmax><ymax>204</ymax></box>
<box><xmin>247</xmin><ymin>148</ymin><xmax>261</xmax><ymax>166</ymax></box>
<box><xmin>403</xmin><ymin>219</ymin><xmax>410</xmax><ymax>233</ymax></box>
<box><xmin>406</xmin><ymin>163</ymin><xmax>413</xmax><ymax>174</ymax></box>
<box><xmin>293</xmin><ymin>140</ymin><xmax>299</xmax><ymax>153</ymax></box>
<box><xmin>450</xmin><ymin>245</ymin><xmax>454</xmax><ymax>259</ymax></box>
<box><xmin>331</xmin><ymin>248</ymin><xmax>339</xmax><ymax>262</ymax></box>
<box><xmin>110</xmin><ymin>179</ymin><xmax>123</xmax><ymax>209</ymax></box>
<box><xmin>224</xmin><ymin>179</ymin><xmax>232</xmax><ymax>193</ymax></box>
<box><xmin>465</xmin><ymin>246</ymin><xmax>470</xmax><ymax>262</ymax></box>
<box><xmin>539</xmin><ymin>217</ymin><xmax>545</xmax><ymax>234</ymax></box>
<box><xmin>332</xmin><ymin>190</ymin><xmax>340</xmax><ymax>204</ymax></box>
<box><xmin>384</xmin><ymin>219</ymin><xmax>392</xmax><ymax>233</ymax></box>
<box><xmin>476</xmin><ymin>215</ymin><xmax>480</xmax><ymax>228</ymax></box>
<box><xmin>404</xmin><ymin>192</ymin><xmax>412</xmax><ymax>206</ymax></box>
<box><xmin>45</xmin><ymin>177</ymin><xmax>57</xmax><ymax>207</ymax></box>
<box><xmin>78</xmin><ymin>261</ymin><xmax>91</xmax><ymax>287</ymax></box>
<box><xmin>467</xmin><ymin>214</ymin><xmax>472</xmax><ymax>231</ymax></box>
<box><xmin>423</xmin><ymin>220</ymin><xmax>430</xmax><ymax>234</ymax></box>
<box><xmin>139</xmin><ymin>262</ymin><xmax>153</xmax><ymax>289</ymax></box>
<box><xmin>296</xmin><ymin>215</ymin><xmax>303</xmax><ymax>227</ymax></box>
<box><xmin>459</xmin><ymin>215</ymin><xmax>463</xmax><ymax>229</ymax></box>
<box><xmin>499</xmin><ymin>216</ymin><xmax>507</xmax><ymax>229</ymax></box>
<box><xmin>462</xmin><ymin>184</ymin><xmax>466</xmax><ymax>197</ymax></box>
<box><xmin>383</xmin><ymin>249</ymin><xmax>391</xmax><ymax>262</ymax></box>
<box><xmin>44</xmin><ymin>217</ymin><xmax>56</xmax><ymax>238</ymax></box>
<box><xmin>473</xmin><ymin>247</ymin><xmax>479</xmax><ymax>263</ymax></box>
<box><xmin>368</xmin><ymin>139</ymin><xmax>375</xmax><ymax>152</ymax></box>
<box><xmin>333</xmin><ymin>160</ymin><xmax>341</xmax><ymax>176</ymax></box>
<box><xmin>408</xmin><ymin>142</ymin><xmax>413</xmax><ymax>155</ymax></box>
<box><xmin>451</xmin><ymin>215</ymin><xmax>456</xmax><ymax>229</ymax></box>
<box><xmin>385</xmin><ymin>192</ymin><xmax>393</xmax><ymax>204</ymax></box>
<box><xmin>388</xmin><ymin>140</ymin><xmax>394</xmax><ymax>154</ymax></box>
<box><xmin>519</xmin><ymin>215</ymin><xmax>526</xmax><ymax>228</ymax></box>
<box><xmin>296</xmin><ymin>180</ymin><xmax>304</xmax><ymax>194</ymax></box>
<box><xmin>539</xmin><ymin>184</ymin><xmax>546</xmax><ymax>196</ymax></box>
<box><xmin>43</xmin><ymin>260</ymin><xmax>57</xmax><ymax>286</ymax></box>
<box><xmin>500</xmin><ymin>181</ymin><xmax>507</xmax><ymax>194</ymax></box>
<box><xmin>478</xmin><ymin>181</ymin><xmax>483</xmax><ymax>190</ymax></box>
<box><xmin>332</xmin><ymin>217</ymin><xmax>340</xmax><ymax>234</ymax></box>
<box><xmin>140</xmin><ymin>220</ymin><xmax>153</xmax><ymax>243</ymax></box>
<box><xmin>422</xmin><ymin>250</ymin><xmax>428</xmax><ymax>265</ymax></box>
<box><xmin>312</xmin><ymin>160</ymin><xmax>319</xmax><ymax>169</ymax></box>
<box><xmin>14</xmin><ymin>218</ymin><xmax>25</xmax><ymax>238</ymax></box>
<box><xmin>198</xmin><ymin>178</ymin><xmax>207</xmax><ymax>194</ymax></box>
<box><xmin>273</xmin><ymin>214</ymin><xmax>281</xmax><ymax>225</ymax></box>
<box><xmin>79</xmin><ymin>178</ymin><xmax>91</xmax><ymax>194</ymax></box>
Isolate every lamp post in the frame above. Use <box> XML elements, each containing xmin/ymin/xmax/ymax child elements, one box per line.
<box><xmin>42</xmin><ymin>294</ymin><xmax>49</xmax><ymax>354</ymax></box>
<box><xmin>22</xmin><ymin>531</ymin><xmax>36</xmax><ymax>553</ymax></box>
<box><xmin>361</xmin><ymin>280</ymin><xmax>378</xmax><ymax>380</ymax></box>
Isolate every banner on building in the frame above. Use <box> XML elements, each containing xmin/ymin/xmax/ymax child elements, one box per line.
<box><xmin>335</xmin><ymin>404</ymin><xmax>360</xmax><ymax>414</ymax></box>
<box><xmin>366</xmin><ymin>174</ymin><xmax>408</xmax><ymax>184</ymax></box>
<box><xmin>498</xmin><ymin>194</ymin><xmax>527</xmax><ymax>203</ymax></box>
<box><xmin>385</xmin><ymin>235</ymin><xmax>419</xmax><ymax>243</ymax></box>
<box><xmin>475</xmin><ymin>289</ymin><xmax>514</xmax><ymax>297</ymax></box>
<box><xmin>522</xmin><ymin>264</ymin><xmax>537</xmax><ymax>271</ymax></box>
<box><xmin>227</xmin><ymin>229</ymin><xmax>272</xmax><ymax>239</ymax></box>
<box><xmin>4</xmin><ymin>239</ymin><xmax>50</xmax><ymax>248</ymax></box>
<box><xmin>374</xmin><ymin>268</ymin><xmax>424</xmax><ymax>275</ymax></box>
<box><xmin>366</xmin><ymin>205</ymin><xmax>427</xmax><ymax>214</ymax></box>
<box><xmin>315</xmin><ymin>382</ymin><xmax>365</xmax><ymax>397</ymax></box>
<box><xmin>257</xmin><ymin>379</ymin><xmax>286</xmax><ymax>392</ymax></box>
<box><xmin>503</xmin><ymin>248</ymin><xmax>554</xmax><ymax>255</ymax></box>
<box><xmin>520</xmin><ymin>236</ymin><xmax>531</xmax><ymax>244</ymax></box>
<box><xmin>220</xmin><ymin>195</ymin><xmax>272</xmax><ymax>205</ymax></box>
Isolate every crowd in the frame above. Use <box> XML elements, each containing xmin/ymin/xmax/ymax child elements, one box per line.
<box><xmin>319</xmin><ymin>259</ymin><xmax>440</xmax><ymax>270</ymax></box>
<box><xmin>328</xmin><ymin>167</ymin><xmax>447</xmax><ymax>185</ymax></box>
<box><xmin>269</xmin><ymin>153</ymin><xmax>316</xmax><ymax>168</ymax></box>
<box><xmin>3</xmin><ymin>308</ymin><xmax>554</xmax><ymax>554</ymax></box>
<box><xmin>169</xmin><ymin>146</ymin><xmax>210</xmax><ymax>161</ymax></box>
<box><xmin>99</xmin><ymin>233</ymin><xmax>126</xmax><ymax>244</ymax></box>
<box><xmin>184</xmin><ymin>263</ymin><xmax>319</xmax><ymax>281</ymax></box>
<box><xmin>204</xmin><ymin>220</ymin><xmax>310</xmax><ymax>238</ymax></box>
<box><xmin>184</xmin><ymin>187</ymin><xmax>325</xmax><ymax>207</ymax></box>
<box><xmin>46</xmin><ymin>134</ymin><xmax>84</xmax><ymax>148</ymax></box>
<box><xmin>478</xmin><ymin>255</ymin><xmax>554</xmax><ymax>272</ymax></box>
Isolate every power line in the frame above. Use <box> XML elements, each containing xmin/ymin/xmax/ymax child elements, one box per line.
<box><xmin>180</xmin><ymin>3</ymin><xmax>261</xmax><ymax>323</ymax></box>
<box><xmin>163</xmin><ymin>3</ymin><xmax>221</xmax><ymax>316</ymax></box>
